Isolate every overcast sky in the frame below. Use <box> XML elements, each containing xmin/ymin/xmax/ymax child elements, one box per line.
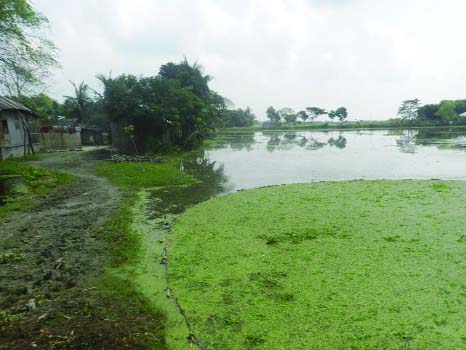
<box><xmin>34</xmin><ymin>0</ymin><xmax>466</xmax><ymax>120</ymax></box>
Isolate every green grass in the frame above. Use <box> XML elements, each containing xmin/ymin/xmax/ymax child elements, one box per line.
<box><xmin>0</xmin><ymin>160</ymin><xmax>74</xmax><ymax>219</ymax></box>
<box><xmin>95</xmin><ymin>160</ymin><xmax>193</xmax><ymax>189</ymax></box>
<box><xmin>170</xmin><ymin>180</ymin><xmax>466</xmax><ymax>349</ymax></box>
<box><xmin>94</xmin><ymin>159</ymin><xmax>196</xmax><ymax>349</ymax></box>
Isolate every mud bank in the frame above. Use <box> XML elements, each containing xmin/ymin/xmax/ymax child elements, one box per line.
<box><xmin>0</xmin><ymin>150</ymin><xmax>166</xmax><ymax>349</ymax></box>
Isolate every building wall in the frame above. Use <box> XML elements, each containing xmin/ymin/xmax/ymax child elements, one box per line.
<box><xmin>1</xmin><ymin>110</ymin><xmax>25</xmax><ymax>146</ymax></box>
<box><xmin>0</xmin><ymin>110</ymin><xmax>40</xmax><ymax>159</ymax></box>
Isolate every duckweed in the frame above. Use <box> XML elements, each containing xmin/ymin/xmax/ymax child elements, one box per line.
<box><xmin>170</xmin><ymin>180</ymin><xmax>466</xmax><ymax>349</ymax></box>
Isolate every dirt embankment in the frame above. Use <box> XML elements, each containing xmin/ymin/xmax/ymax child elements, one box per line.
<box><xmin>0</xmin><ymin>149</ymin><xmax>154</xmax><ymax>349</ymax></box>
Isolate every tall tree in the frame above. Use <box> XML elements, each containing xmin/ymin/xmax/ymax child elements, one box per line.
<box><xmin>0</xmin><ymin>0</ymin><xmax>59</xmax><ymax>96</ymax></box>
<box><xmin>266</xmin><ymin>106</ymin><xmax>281</xmax><ymax>124</ymax></box>
<box><xmin>298</xmin><ymin>110</ymin><xmax>309</xmax><ymax>122</ymax></box>
<box><xmin>279</xmin><ymin>108</ymin><xmax>297</xmax><ymax>125</ymax></box>
<box><xmin>398</xmin><ymin>99</ymin><xmax>420</xmax><ymax>122</ymax></box>
<box><xmin>305</xmin><ymin>107</ymin><xmax>327</xmax><ymax>121</ymax></box>
<box><xmin>335</xmin><ymin>107</ymin><xmax>348</xmax><ymax>122</ymax></box>
<box><xmin>435</xmin><ymin>100</ymin><xmax>458</xmax><ymax>122</ymax></box>
<box><xmin>98</xmin><ymin>59</ymin><xmax>225</xmax><ymax>151</ymax></box>
<box><xmin>63</xmin><ymin>81</ymin><xmax>93</xmax><ymax>122</ymax></box>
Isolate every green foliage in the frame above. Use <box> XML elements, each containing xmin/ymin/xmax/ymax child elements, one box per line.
<box><xmin>221</xmin><ymin>107</ymin><xmax>256</xmax><ymax>127</ymax></box>
<box><xmin>94</xmin><ymin>161</ymin><xmax>194</xmax><ymax>189</ymax></box>
<box><xmin>329</xmin><ymin>106</ymin><xmax>348</xmax><ymax>122</ymax></box>
<box><xmin>279</xmin><ymin>108</ymin><xmax>297</xmax><ymax>125</ymax></box>
<box><xmin>11</xmin><ymin>93</ymin><xmax>62</xmax><ymax>120</ymax></box>
<box><xmin>303</xmin><ymin>107</ymin><xmax>327</xmax><ymax>120</ymax></box>
<box><xmin>0</xmin><ymin>160</ymin><xmax>74</xmax><ymax>219</ymax></box>
<box><xmin>63</xmin><ymin>81</ymin><xmax>93</xmax><ymax>122</ymax></box>
<box><xmin>435</xmin><ymin>100</ymin><xmax>458</xmax><ymax>122</ymax></box>
<box><xmin>170</xmin><ymin>180</ymin><xmax>466</xmax><ymax>349</ymax></box>
<box><xmin>98</xmin><ymin>59</ymin><xmax>226</xmax><ymax>150</ymax></box>
<box><xmin>398</xmin><ymin>99</ymin><xmax>421</xmax><ymax>122</ymax></box>
<box><xmin>0</xmin><ymin>252</ymin><xmax>25</xmax><ymax>264</ymax></box>
<box><xmin>0</xmin><ymin>0</ymin><xmax>59</xmax><ymax>96</ymax></box>
<box><xmin>265</xmin><ymin>106</ymin><xmax>281</xmax><ymax>124</ymax></box>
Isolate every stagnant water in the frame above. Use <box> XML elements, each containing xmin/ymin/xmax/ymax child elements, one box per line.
<box><xmin>150</xmin><ymin>128</ymin><xmax>466</xmax><ymax>212</ymax></box>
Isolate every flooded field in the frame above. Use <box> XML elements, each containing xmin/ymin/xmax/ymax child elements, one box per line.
<box><xmin>175</xmin><ymin>128</ymin><xmax>466</xmax><ymax>196</ymax></box>
<box><xmin>161</xmin><ymin>128</ymin><xmax>466</xmax><ymax>349</ymax></box>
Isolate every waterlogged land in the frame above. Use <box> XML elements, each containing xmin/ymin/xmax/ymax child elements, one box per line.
<box><xmin>170</xmin><ymin>181</ymin><xmax>466</xmax><ymax>349</ymax></box>
<box><xmin>4</xmin><ymin>129</ymin><xmax>466</xmax><ymax>349</ymax></box>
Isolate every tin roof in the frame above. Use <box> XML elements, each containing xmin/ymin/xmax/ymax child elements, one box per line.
<box><xmin>0</xmin><ymin>96</ymin><xmax>35</xmax><ymax>115</ymax></box>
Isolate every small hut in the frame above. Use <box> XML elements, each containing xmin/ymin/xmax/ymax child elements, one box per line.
<box><xmin>0</xmin><ymin>97</ymin><xmax>40</xmax><ymax>160</ymax></box>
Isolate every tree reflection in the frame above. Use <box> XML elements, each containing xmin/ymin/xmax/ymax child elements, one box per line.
<box><xmin>212</xmin><ymin>132</ymin><xmax>256</xmax><ymax>151</ymax></box>
<box><xmin>150</xmin><ymin>150</ymin><xmax>228</xmax><ymax>214</ymax></box>
<box><xmin>263</xmin><ymin>132</ymin><xmax>347</xmax><ymax>152</ymax></box>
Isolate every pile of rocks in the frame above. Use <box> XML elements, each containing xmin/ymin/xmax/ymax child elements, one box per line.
<box><xmin>111</xmin><ymin>154</ymin><xmax>162</xmax><ymax>163</ymax></box>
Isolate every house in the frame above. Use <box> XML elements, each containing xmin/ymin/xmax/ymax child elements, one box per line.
<box><xmin>0</xmin><ymin>97</ymin><xmax>40</xmax><ymax>160</ymax></box>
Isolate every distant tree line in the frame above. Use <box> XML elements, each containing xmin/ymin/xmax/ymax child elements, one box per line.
<box><xmin>266</xmin><ymin>106</ymin><xmax>348</xmax><ymax>125</ymax></box>
<box><xmin>221</xmin><ymin>107</ymin><xmax>257</xmax><ymax>127</ymax></box>
<box><xmin>398</xmin><ymin>99</ymin><xmax>466</xmax><ymax>124</ymax></box>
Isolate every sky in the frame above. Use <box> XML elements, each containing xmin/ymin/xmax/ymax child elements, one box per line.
<box><xmin>33</xmin><ymin>0</ymin><xmax>466</xmax><ymax>120</ymax></box>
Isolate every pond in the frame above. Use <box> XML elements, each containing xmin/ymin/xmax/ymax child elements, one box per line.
<box><xmin>202</xmin><ymin>128</ymin><xmax>466</xmax><ymax>193</ymax></box>
<box><xmin>151</xmin><ymin>127</ymin><xmax>466</xmax><ymax>214</ymax></box>
<box><xmin>148</xmin><ymin>127</ymin><xmax>466</xmax><ymax>349</ymax></box>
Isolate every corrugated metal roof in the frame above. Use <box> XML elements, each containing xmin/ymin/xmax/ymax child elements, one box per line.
<box><xmin>0</xmin><ymin>96</ymin><xmax>33</xmax><ymax>114</ymax></box>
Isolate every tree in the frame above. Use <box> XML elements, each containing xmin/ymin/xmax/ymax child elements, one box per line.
<box><xmin>11</xmin><ymin>93</ymin><xmax>61</xmax><ymax>120</ymax></box>
<box><xmin>335</xmin><ymin>107</ymin><xmax>348</xmax><ymax>122</ymax></box>
<box><xmin>435</xmin><ymin>100</ymin><xmax>458</xmax><ymax>122</ymax></box>
<box><xmin>266</xmin><ymin>106</ymin><xmax>281</xmax><ymax>124</ymax></box>
<box><xmin>305</xmin><ymin>107</ymin><xmax>327</xmax><ymax>121</ymax></box>
<box><xmin>418</xmin><ymin>104</ymin><xmax>439</xmax><ymax>121</ymax></box>
<box><xmin>222</xmin><ymin>107</ymin><xmax>256</xmax><ymax>127</ymax></box>
<box><xmin>298</xmin><ymin>110</ymin><xmax>308</xmax><ymax>122</ymax></box>
<box><xmin>279</xmin><ymin>108</ymin><xmax>297</xmax><ymax>125</ymax></box>
<box><xmin>0</xmin><ymin>0</ymin><xmax>59</xmax><ymax>96</ymax></box>
<box><xmin>98</xmin><ymin>59</ymin><xmax>226</xmax><ymax>151</ymax></box>
<box><xmin>63</xmin><ymin>81</ymin><xmax>93</xmax><ymax>122</ymax></box>
<box><xmin>398</xmin><ymin>99</ymin><xmax>420</xmax><ymax>122</ymax></box>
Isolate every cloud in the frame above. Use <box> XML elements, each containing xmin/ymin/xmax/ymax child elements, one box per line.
<box><xmin>34</xmin><ymin>0</ymin><xmax>466</xmax><ymax>120</ymax></box>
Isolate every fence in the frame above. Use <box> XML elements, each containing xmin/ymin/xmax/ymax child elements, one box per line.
<box><xmin>40</xmin><ymin>132</ymin><xmax>82</xmax><ymax>151</ymax></box>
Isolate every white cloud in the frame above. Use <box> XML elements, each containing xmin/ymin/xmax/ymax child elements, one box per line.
<box><xmin>34</xmin><ymin>0</ymin><xmax>466</xmax><ymax>120</ymax></box>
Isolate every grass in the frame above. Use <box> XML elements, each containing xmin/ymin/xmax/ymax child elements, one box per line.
<box><xmin>95</xmin><ymin>160</ymin><xmax>193</xmax><ymax>189</ymax></box>
<box><xmin>93</xmin><ymin>159</ymin><xmax>196</xmax><ymax>349</ymax></box>
<box><xmin>169</xmin><ymin>180</ymin><xmax>466</xmax><ymax>349</ymax></box>
<box><xmin>0</xmin><ymin>160</ymin><xmax>74</xmax><ymax>219</ymax></box>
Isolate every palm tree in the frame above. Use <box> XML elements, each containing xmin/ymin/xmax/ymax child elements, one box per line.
<box><xmin>64</xmin><ymin>81</ymin><xmax>91</xmax><ymax>122</ymax></box>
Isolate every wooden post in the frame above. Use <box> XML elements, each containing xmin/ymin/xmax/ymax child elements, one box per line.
<box><xmin>18</xmin><ymin>112</ymin><xmax>35</xmax><ymax>155</ymax></box>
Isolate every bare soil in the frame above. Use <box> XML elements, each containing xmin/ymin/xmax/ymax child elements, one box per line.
<box><xmin>0</xmin><ymin>149</ymin><xmax>165</xmax><ymax>349</ymax></box>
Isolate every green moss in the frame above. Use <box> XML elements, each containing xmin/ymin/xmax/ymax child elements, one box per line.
<box><xmin>95</xmin><ymin>161</ymin><xmax>193</xmax><ymax>189</ymax></box>
<box><xmin>170</xmin><ymin>180</ymin><xmax>466</xmax><ymax>349</ymax></box>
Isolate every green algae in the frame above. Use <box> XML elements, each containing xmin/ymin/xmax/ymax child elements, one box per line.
<box><xmin>169</xmin><ymin>180</ymin><xmax>466</xmax><ymax>350</ymax></box>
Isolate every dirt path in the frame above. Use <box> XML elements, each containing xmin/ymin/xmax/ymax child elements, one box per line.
<box><xmin>0</xmin><ymin>149</ymin><xmax>125</xmax><ymax>349</ymax></box>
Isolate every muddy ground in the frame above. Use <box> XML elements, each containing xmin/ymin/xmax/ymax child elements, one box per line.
<box><xmin>0</xmin><ymin>149</ymin><xmax>165</xmax><ymax>349</ymax></box>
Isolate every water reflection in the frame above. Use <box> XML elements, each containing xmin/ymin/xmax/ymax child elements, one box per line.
<box><xmin>396</xmin><ymin>130</ymin><xmax>416</xmax><ymax>154</ymax></box>
<box><xmin>391</xmin><ymin>128</ymin><xmax>466</xmax><ymax>153</ymax></box>
<box><xmin>149</xmin><ymin>150</ymin><xmax>228</xmax><ymax>214</ymax></box>
<box><xmin>262</xmin><ymin>131</ymin><xmax>348</xmax><ymax>152</ymax></box>
<box><xmin>203</xmin><ymin>128</ymin><xmax>466</xmax><ymax>191</ymax></box>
